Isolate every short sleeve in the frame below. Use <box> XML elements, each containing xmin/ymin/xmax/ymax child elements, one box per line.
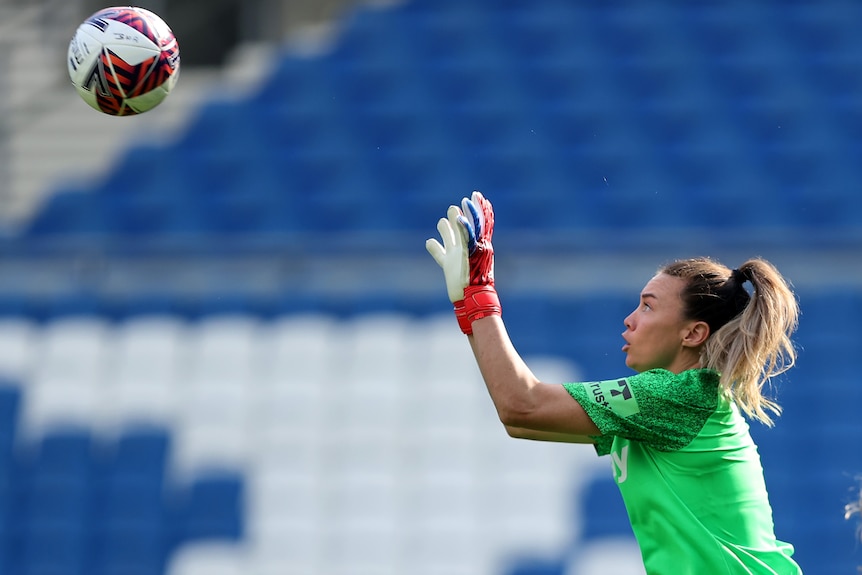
<box><xmin>564</xmin><ymin>369</ymin><xmax>720</xmax><ymax>453</ymax></box>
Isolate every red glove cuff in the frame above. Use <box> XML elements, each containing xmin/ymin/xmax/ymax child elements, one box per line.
<box><xmin>453</xmin><ymin>285</ymin><xmax>502</xmax><ymax>335</ymax></box>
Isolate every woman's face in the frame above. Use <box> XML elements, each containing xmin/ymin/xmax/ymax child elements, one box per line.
<box><xmin>621</xmin><ymin>273</ymin><xmax>700</xmax><ymax>373</ymax></box>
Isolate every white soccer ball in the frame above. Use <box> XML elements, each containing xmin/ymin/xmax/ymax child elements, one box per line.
<box><xmin>67</xmin><ymin>6</ymin><xmax>180</xmax><ymax>116</ymax></box>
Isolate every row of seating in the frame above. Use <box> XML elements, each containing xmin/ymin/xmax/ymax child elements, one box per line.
<box><xmin>19</xmin><ymin>0</ymin><xmax>862</xmax><ymax>240</ymax></box>
<box><xmin>0</xmin><ymin>284</ymin><xmax>859</xmax><ymax>360</ymax></box>
<box><xmin>0</xmin><ymin>342</ymin><xmax>621</xmax><ymax>575</ymax></box>
<box><xmin>0</xmin><ymin>388</ymin><xmax>242</xmax><ymax>575</ymax></box>
<box><xmin>0</xmin><ymin>283</ymin><xmax>858</xmax><ymax>572</ymax></box>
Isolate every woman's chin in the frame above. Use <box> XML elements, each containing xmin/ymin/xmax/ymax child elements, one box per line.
<box><xmin>624</xmin><ymin>356</ymin><xmax>644</xmax><ymax>373</ymax></box>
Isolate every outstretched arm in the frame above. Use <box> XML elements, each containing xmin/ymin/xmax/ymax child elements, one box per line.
<box><xmin>468</xmin><ymin>315</ymin><xmax>600</xmax><ymax>439</ymax></box>
<box><xmin>427</xmin><ymin>192</ymin><xmax>600</xmax><ymax>442</ymax></box>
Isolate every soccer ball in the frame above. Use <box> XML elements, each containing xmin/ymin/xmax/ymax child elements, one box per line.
<box><xmin>67</xmin><ymin>6</ymin><xmax>180</xmax><ymax>116</ymax></box>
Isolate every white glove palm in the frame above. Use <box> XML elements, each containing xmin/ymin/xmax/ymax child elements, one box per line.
<box><xmin>425</xmin><ymin>205</ymin><xmax>469</xmax><ymax>303</ymax></box>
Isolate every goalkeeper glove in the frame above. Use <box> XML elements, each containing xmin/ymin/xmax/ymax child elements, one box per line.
<box><xmin>426</xmin><ymin>192</ymin><xmax>501</xmax><ymax>335</ymax></box>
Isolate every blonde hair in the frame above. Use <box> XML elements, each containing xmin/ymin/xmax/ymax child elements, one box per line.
<box><xmin>661</xmin><ymin>257</ymin><xmax>799</xmax><ymax>426</ymax></box>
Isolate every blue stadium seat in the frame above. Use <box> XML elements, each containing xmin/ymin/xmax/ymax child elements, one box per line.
<box><xmin>174</xmin><ymin>472</ymin><xmax>243</xmax><ymax>543</ymax></box>
<box><xmin>108</xmin><ymin>191</ymin><xmax>210</xmax><ymax>238</ymax></box>
<box><xmin>26</xmin><ymin>429</ymin><xmax>95</xmax><ymax>483</ymax></box>
<box><xmin>18</xmin><ymin>521</ymin><xmax>90</xmax><ymax>575</ymax></box>
<box><xmin>0</xmin><ymin>384</ymin><xmax>20</xmax><ymax>450</ymax></box>
<box><xmin>25</xmin><ymin>189</ymin><xmax>113</xmax><ymax>237</ymax></box>
<box><xmin>94</xmin><ymin>521</ymin><xmax>167</xmax><ymax>575</ymax></box>
<box><xmin>39</xmin><ymin>293</ymin><xmax>106</xmax><ymax>320</ymax></box>
<box><xmin>103</xmin><ymin>427</ymin><xmax>170</xmax><ymax>484</ymax></box>
<box><xmin>330</xmin><ymin>5</ymin><xmax>416</xmax><ymax>76</ymax></box>
<box><xmin>578</xmin><ymin>475</ymin><xmax>634</xmax><ymax>541</ymax></box>
<box><xmin>404</xmin><ymin>1</ymin><xmax>499</xmax><ymax>68</ymax></box>
<box><xmin>95</xmin><ymin>468</ymin><xmax>168</xmax><ymax>575</ymax></box>
<box><xmin>0</xmin><ymin>295</ymin><xmax>37</xmax><ymax>318</ymax></box>
<box><xmin>14</xmin><ymin>429</ymin><xmax>95</xmax><ymax>575</ymax></box>
<box><xmin>205</xmin><ymin>187</ymin><xmax>303</xmax><ymax>235</ymax></box>
<box><xmin>100</xmin><ymin>144</ymin><xmax>171</xmax><ymax>199</ymax></box>
<box><xmin>504</xmin><ymin>557</ymin><xmax>566</xmax><ymax>575</ymax></box>
<box><xmin>174</xmin><ymin>100</ymin><xmax>258</xmax><ymax>157</ymax></box>
<box><xmin>24</xmin><ymin>475</ymin><xmax>91</xmax><ymax>535</ymax></box>
<box><xmin>0</xmin><ymin>385</ymin><xmax>19</xmax><ymax>571</ymax></box>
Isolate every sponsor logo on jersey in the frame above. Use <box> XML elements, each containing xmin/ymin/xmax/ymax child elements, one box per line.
<box><xmin>585</xmin><ymin>379</ymin><xmax>640</xmax><ymax>418</ymax></box>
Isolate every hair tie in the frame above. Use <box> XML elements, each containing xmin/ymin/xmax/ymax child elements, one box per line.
<box><xmin>731</xmin><ymin>268</ymin><xmax>747</xmax><ymax>285</ymax></box>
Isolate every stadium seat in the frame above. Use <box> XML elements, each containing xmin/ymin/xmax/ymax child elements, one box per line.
<box><xmin>103</xmin><ymin>426</ymin><xmax>171</xmax><ymax>485</ymax></box>
<box><xmin>18</xmin><ymin>520</ymin><xmax>91</xmax><ymax>575</ymax></box>
<box><xmin>578</xmin><ymin>474</ymin><xmax>635</xmax><ymax>541</ymax></box>
<box><xmin>0</xmin><ymin>384</ymin><xmax>19</xmax><ymax>448</ymax></box>
<box><xmin>25</xmin><ymin>188</ymin><xmax>113</xmax><ymax>237</ymax></box>
<box><xmin>166</xmin><ymin>542</ymin><xmax>248</xmax><ymax>575</ymax></box>
<box><xmin>184</xmin><ymin>314</ymin><xmax>261</xmax><ymax>388</ymax></box>
<box><xmin>95</xmin><ymin>522</ymin><xmax>167</xmax><ymax>575</ymax></box>
<box><xmin>0</xmin><ymin>385</ymin><xmax>20</xmax><ymax>551</ymax></box>
<box><xmin>95</xmin><ymin>444</ymin><xmax>169</xmax><ymax>575</ymax></box>
<box><xmin>94</xmin><ymin>475</ymin><xmax>168</xmax><ymax>575</ymax></box>
<box><xmin>108</xmin><ymin>191</ymin><xmax>211</xmax><ymax>238</ymax></box>
<box><xmin>0</xmin><ymin>320</ymin><xmax>37</xmax><ymax>381</ymax></box>
<box><xmin>257</xmin><ymin>313</ymin><xmax>339</xmax><ymax>385</ymax></box>
<box><xmin>24</xmin><ymin>428</ymin><xmax>95</xmax><ymax>484</ymax></box>
<box><xmin>18</xmin><ymin>430</ymin><xmax>96</xmax><ymax>575</ymax></box>
<box><xmin>175</xmin><ymin>472</ymin><xmax>244</xmax><ymax>542</ymax></box>
<box><xmin>504</xmin><ymin>557</ymin><xmax>566</xmax><ymax>575</ymax></box>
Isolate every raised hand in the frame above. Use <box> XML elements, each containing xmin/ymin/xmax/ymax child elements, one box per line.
<box><xmin>427</xmin><ymin>191</ymin><xmax>501</xmax><ymax>335</ymax></box>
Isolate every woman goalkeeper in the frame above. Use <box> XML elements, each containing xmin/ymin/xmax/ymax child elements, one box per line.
<box><xmin>426</xmin><ymin>192</ymin><xmax>803</xmax><ymax>575</ymax></box>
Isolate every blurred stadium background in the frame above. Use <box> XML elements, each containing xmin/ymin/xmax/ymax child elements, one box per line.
<box><xmin>0</xmin><ymin>0</ymin><xmax>861</xmax><ymax>573</ymax></box>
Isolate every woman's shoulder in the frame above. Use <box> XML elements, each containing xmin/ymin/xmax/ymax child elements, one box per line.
<box><xmin>631</xmin><ymin>368</ymin><xmax>721</xmax><ymax>406</ymax></box>
<box><xmin>634</xmin><ymin>367</ymin><xmax>719</xmax><ymax>383</ymax></box>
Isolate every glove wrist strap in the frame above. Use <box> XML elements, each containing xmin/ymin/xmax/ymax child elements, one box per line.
<box><xmin>453</xmin><ymin>285</ymin><xmax>501</xmax><ymax>335</ymax></box>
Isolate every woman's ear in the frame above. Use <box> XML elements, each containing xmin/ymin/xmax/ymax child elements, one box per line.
<box><xmin>682</xmin><ymin>321</ymin><xmax>710</xmax><ymax>348</ymax></box>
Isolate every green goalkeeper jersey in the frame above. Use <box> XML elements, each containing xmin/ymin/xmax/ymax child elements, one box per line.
<box><xmin>564</xmin><ymin>368</ymin><xmax>802</xmax><ymax>575</ymax></box>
